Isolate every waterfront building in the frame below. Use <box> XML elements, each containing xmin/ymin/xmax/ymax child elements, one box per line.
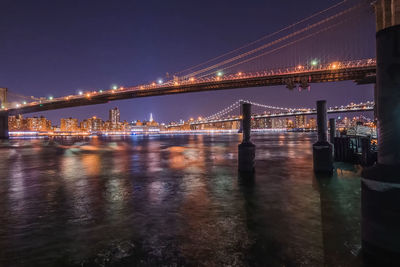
<box><xmin>308</xmin><ymin>117</ymin><xmax>317</xmax><ymax>129</ymax></box>
<box><xmin>109</xmin><ymin>107</ymin><xmax>120</xmax><ymax>130</ymax></box>
<box><xmin>8</xmin><ymin>114</ymin><xmax>26</xmax><ymax>131</ymax></box>
<box><xmin>271</xmin><ymin>118</ymin><xmax>286</xmax><ymax>129</ymax></box>
<box><xmin>26</xmin><ymin>116</ymin><xmax>51</xmax><ymax>131</ymax></box>
<box><xmin>295</xmin><ymin>115</ymin><xmax>306</xmax><ymax>128</ymax></box>
<box><xmin>60</xmin><ymin>118</ymin><xmax>79</xmax><ymax>131</ymax></box>
<box><xmin>285</xmin><ymin>118</ymin><xmax>294</xmax><ymax>128</ymax></box>
<box><xmin>81</xmin><ymin>116</ymin><xmax>104</xmax><ymax>132</ymax></box>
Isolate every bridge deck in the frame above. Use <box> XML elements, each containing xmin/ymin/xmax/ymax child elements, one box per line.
<box><xmin>2</xmin><ymin>61</ymin><xmax>376</xmax><ymax>116</ymax></box>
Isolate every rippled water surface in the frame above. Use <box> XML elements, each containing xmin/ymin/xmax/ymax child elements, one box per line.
<box><xmin>0</xmin><ymin>133</ymin><xmax>362</xmax><ymax>266</ymax></box>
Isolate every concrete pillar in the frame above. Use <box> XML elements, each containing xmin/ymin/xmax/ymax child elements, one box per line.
<box><xmin>329</xmin><ymin>118</ymin><xmax>336</xmax><ymax>144</ymax></box>
<box><xmin>0</xmin><ymin>112</ymin><xmax>9</xmax><ymax>139</ymax></box>
<box><xmin>238</xmin><ymin>103</ymin><xmax>255</xmax><ymax>173</ymax></box>
<box><xmin>362</xmin><ymin>2</ymin><xmax>400</xmax><ymax>263</ymax></box>
<box><xmin>313</xmin><ymin>100</ymin><xmax>333</xmax><ymax>173</ymax></box>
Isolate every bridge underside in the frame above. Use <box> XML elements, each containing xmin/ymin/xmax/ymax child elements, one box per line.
<box><xmin>1</xmin><ymin>66</ymin><xmax>375</xmax><ymax>116</ymax></box>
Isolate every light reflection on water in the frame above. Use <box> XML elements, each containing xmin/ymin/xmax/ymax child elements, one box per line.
<box><xmin>0</xmin><ymin>133</ymin><xmax>361</xmax><ymax>266</ymax></box>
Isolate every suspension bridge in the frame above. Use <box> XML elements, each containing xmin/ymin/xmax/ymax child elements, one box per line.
<box><xmin>0</xmin><ymin>0</ymin><xmax>376</xmax><ymax>117</ymax></box>
<box><xmin>166</xmin><ymin>99</ymin><xmax>374</xmax><ymax>128</ymax></box>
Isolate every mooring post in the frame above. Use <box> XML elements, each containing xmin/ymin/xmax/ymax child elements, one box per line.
<box><xmin>238</xmin><ymin>103</ymin><xmax>255</xmax><ymax>173</ymax></box>
<box><xmin>312</xmin><ymin>100</ymin><xmax>333</xmax><ymax>173</ymax></box>
<box><xmin>0</xmin><ymin>112</ymin><xmax>9</xmax><ymax>139</ymax></box>
<box><xmin>361</xmin><ymin>1</ymin><xmax>400</xmax><ymax>263</ymax></box>
<box><xmin>329</xmin><ymin>118</ymin><xmax>336</xmax><ymax>144</ymax></box>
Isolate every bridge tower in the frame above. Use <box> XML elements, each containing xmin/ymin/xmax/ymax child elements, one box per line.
<box><xmin>0</xmin><ymin>88</ymin><xmax>8</xmax><ymax>139</ymax></box>
<box><xmin>0</xmin><ymin>88</ymin><xmax>7</xmax><ymax>108</ymax></box>
<box><xmin>362</xmin><ymin>0</ymin><xmax>400</xmax><ymax>264</ymax></box>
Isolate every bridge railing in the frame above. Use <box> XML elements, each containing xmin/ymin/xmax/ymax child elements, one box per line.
<box><xmin>2</xmin><ymin>58</ymin><xmax>376</xmax><ymax>112</ymax></box>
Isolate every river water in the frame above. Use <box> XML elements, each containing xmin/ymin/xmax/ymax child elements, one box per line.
<box><xmin>0</xmin><ymin>133</ymin><xmax>362</xmax><ymax>266</ymax></box>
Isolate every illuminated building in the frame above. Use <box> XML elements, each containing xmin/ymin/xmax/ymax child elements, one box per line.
<box><xmin>308</xmin><ymin>118</ymin><xmax>317</xmax><ymax>129</ymax></box>
<box><xmin>285</xmin><ymin>118</ymin><xmax>294</xmax><ymax>128</ymax></box>
<box><xmin>26</xmin><ymin>116</ymin><xmax>51</xmax><ymax>131</ymax></box>
<box><xmin>80</xmin><ymin>116</ymin><xmax>104</xmax><ymax>132</ymax></box>
<box><xmin>145</xmin><ymin>113</ymin><xmax>159</xmax><ymax>127</ymax></box>
<box><xmin>60</xmin><ymin>118</ymin><xmax>79</xmax><ymax>131</ymax></box>
<box><xmin>295</xmin><ymin>115</ymin><xmax>306</xmax><ymax>128</ymax></box>
<box><xmin>8</xmin><ymin>114</ymin><xmax>26</xmax><ymax>131</ymax></box>
<box><xmin>109</xmin><ymin>107</ymin><xmax>120</xmax><ymax>130</ymax></box>
<box><xmin>271</xmin><ymin>118</ymin><xmax>285</xmax><ymax>128</ymax></box>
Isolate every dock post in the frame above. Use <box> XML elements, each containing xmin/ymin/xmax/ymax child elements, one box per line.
<box><xmin>238</xmin><ymin>103</ymin><xmax>255</xmax><ymax>173</ymax></box>
<box><xmin>0</xmin><ymin>112</ymin><xmax>9</xmax><ymax>139</ymax></box>
<box><xmin>313</xmin><ymin>100</ymin><xmax>333</xmax><ymax>173</ymax></box>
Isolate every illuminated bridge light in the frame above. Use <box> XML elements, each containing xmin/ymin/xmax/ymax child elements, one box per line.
<box><xmin>23</xmin><ymin>101</ymin><xmax>27</xmax><ymax>105</ymax></box>
<box><xmin>217</xmin><ymin>71</ymin><xmax>223</xmax><ymax>77</ymax></box>
<box><xmin>151</xmin><ymin>82</ymin><xmax>156</xmax><ymax>86</ymax></box>
<box><xmin>189</xmin><ymin>77</ymin><xmax>195</xmax><ymax>82</ymax></box>
<box><xmin>99</xmin><ymin>90</ymin><xmax>103</xmax><ymax>93</ymax></box>
<box><xmin>49</xmin><ymin>96</ymin><xmax>53</xmax><ymax>100</ymax></box>
<box><xmin>311</xmin><ymin>59</ymin><xmax>318</xmax><ymax>66</ymax></box>
<box><xmin>78</xmin><ymin>91</ymin><xmax>83</xmax><ymax>95</ymax></box>
<box><xmin>158</xmin><ymin>79</ymin><xmax>163</xmax><ymax>84</ymax></box>
<box><xmin>112</xmin><ymin>85</ymin><xmax>118</xmax><ymax>90</ymax></box>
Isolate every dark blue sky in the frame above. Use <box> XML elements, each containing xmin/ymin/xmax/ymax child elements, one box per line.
<box><xmin>0</xmin><ymin>0</ymin><xmax>375</xmax><ymax>124</ymax></box>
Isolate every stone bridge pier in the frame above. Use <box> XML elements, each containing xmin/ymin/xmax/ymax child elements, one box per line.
<box><xmin>362</xmin><ymin>0</ymin><xmax>400</xmax><ymax>264</ymax></box>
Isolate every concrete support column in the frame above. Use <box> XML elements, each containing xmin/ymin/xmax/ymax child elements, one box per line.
<box><xmin>313</xmin><ymin>100</ymin><xmax>333</xmax><ymax>173</ymax></box>
<box><xmin>329</xmin><ymin>118</ymin><xmax>336</xmax><ymax>144</ymax></box>
<box><xmin>0</xmin><ymin>112</ymin><xmax>9</xmax><ymax>139</ymax></box>
<box><xmin>361</xmin><ymin>13</ymin><xmax>400</xmax><ymax>263</ymax></box>
<box><xmin>238</xmin><ymin>103</ymin><xmax>255</xmax><ymax>173</ymax></box>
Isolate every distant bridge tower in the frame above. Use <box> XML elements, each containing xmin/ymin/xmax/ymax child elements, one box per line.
<box><xmin>362</xmin><ymin>0</ymin><xmax>400</xmax><ymax>264</ymax></box>
<box><xmin>0</xmin><ymin>88</ymin><xmax>7</xmax><ymax>108</ymax></box>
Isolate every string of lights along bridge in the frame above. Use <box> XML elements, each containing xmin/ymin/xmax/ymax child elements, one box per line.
<box><xmin>165</xmin><ymin>100</ymin><xmax>375</xmax><ymax>127</ymax></box>
<box><xmin>0</xmin><ymin>0</ymin><xmax>375</xmax><ymax>115</ymax></box>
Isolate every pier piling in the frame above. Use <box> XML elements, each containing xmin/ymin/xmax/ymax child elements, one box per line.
<box><xmin>313</xmin><ymin>100</ymin><xmax>333</xmax><ymax>173</ymax></box>
<box><xmin>0</xmin><ymin>112</ymin><xmax>9</xmax><ymax>139</ymax></box>
<box><xmin>238</xmin><ymin>103</ymin><xmax>255</xmax><ymax>173</ymax></box>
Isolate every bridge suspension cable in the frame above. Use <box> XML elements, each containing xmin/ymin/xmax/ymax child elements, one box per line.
<box><xmin>174</xmin><ymin>0</ymin><xmax>348</xmax><ymax>77</ymax></box>
<box><xmin>181</xmin><ymin>3</ymin><xmax>363</xmax><ymax>80</ymax></box>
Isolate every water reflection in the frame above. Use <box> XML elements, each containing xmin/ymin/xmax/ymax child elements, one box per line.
<box><xmin>0</xmin><ymin>133</ymin><xmax>363</xmax><ymax>266</ymax></box>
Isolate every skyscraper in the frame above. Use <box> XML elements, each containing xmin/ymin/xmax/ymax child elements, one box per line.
<box><xmin>109</xmin><ymin>107</ymin><xmax>120</xmax><ymax>129</ymax></box>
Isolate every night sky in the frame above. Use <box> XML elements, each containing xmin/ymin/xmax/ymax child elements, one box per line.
<box><xmin>0</xmin><ymin>0</ymin><xmax>375</xmax><ymax>125</ymax></box>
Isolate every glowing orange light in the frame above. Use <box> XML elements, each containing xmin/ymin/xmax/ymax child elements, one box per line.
<box><xmin>238</xmin><ymin>72</ymin><xmax>242</xmax><ymax>76</ymax></box>
<box><xmin>189</xmin><ymin>77</ymin><xmax>195</xmax><ymax>82</ymax></box>
<box><xmin>330</xmin><ymin>62</ymin><xmax>339</xmax><ymax>69</ymax></box>
<box><xmin>174</xmin><ymin>82</ymin><xmax>179</xmax><ymax>86</ymax></box>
